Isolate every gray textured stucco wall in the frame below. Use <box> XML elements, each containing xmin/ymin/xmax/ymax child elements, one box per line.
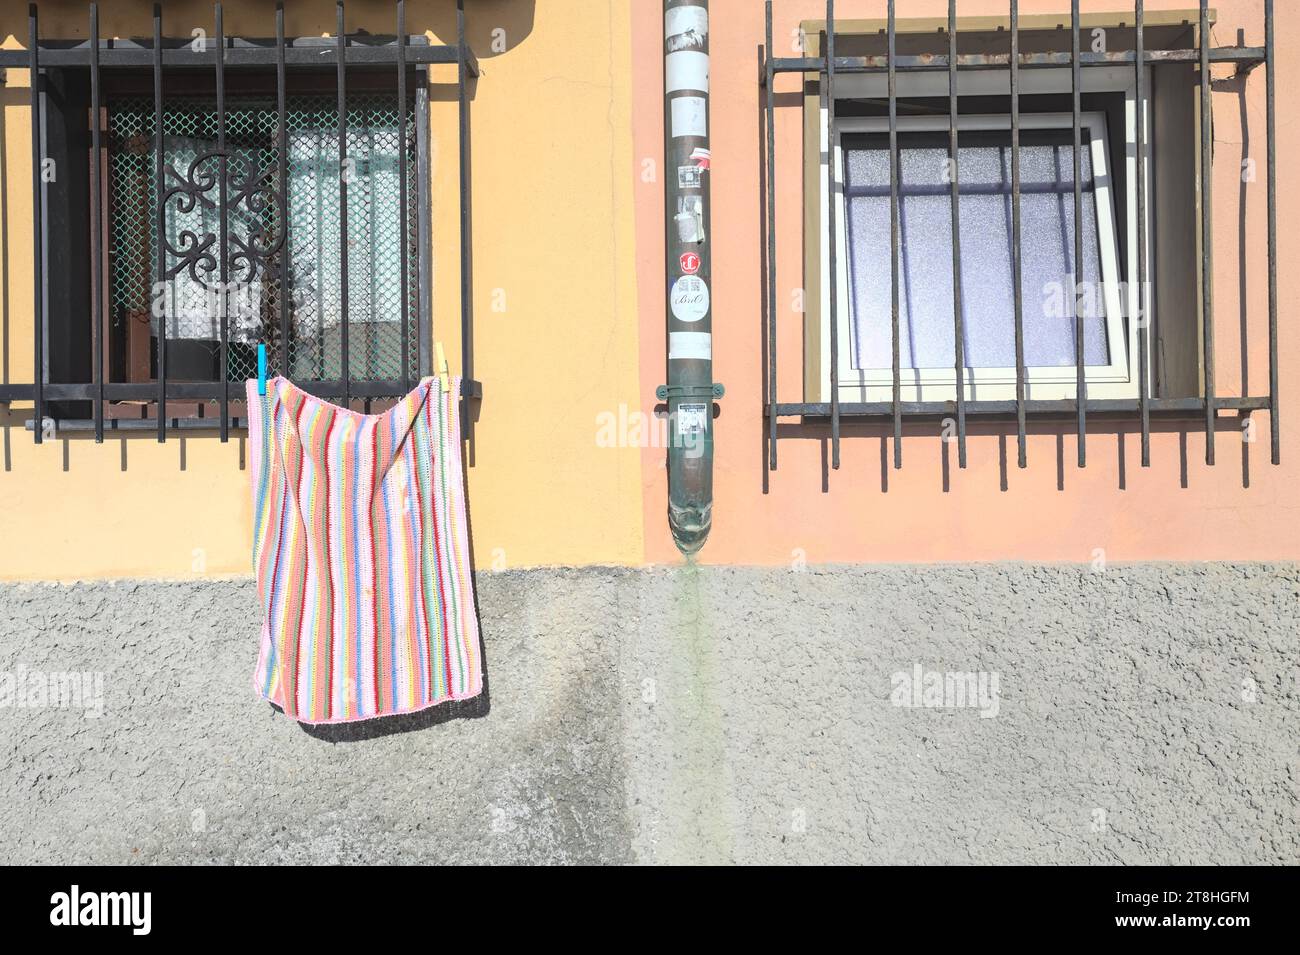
<box><xmin>1</xmin><ymin>564</ymin><xmax>1296</xmax><ymax>865</ymax></box>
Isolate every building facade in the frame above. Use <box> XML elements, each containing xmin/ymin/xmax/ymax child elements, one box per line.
<box><xmin>0</xmin><ymin>1</ymin><xmax>1295</xmax><ymax>864</ymax></box>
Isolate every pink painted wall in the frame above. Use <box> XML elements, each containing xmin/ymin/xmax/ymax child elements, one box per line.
<box><xmin>633</xmin><ymin>0</ymin><xmax>1297</xmax><ymax>567</ymax></box>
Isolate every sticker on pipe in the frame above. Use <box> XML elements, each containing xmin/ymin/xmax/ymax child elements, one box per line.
<box><xmin>669</xmin><ymin>331</ymin><xmax>711</xmax><ymax>360</ymax></box>
<box><xmin>670</xmin><ymin>275</ymin><xmax>709</xmax><ymax>323</ymax></box>
<box><xmin>676</xmin><ymin>403</ymin><xmax>709</xmax><ymax>436</ymax></box>
<box><xmin>670</xmin><ymin>96</ymin><xmax>707</xmax><ymax>139</ymax></box>
<box><xmin>664</xmin><ymin>6</ymin><xmax>708</xmax><ymax>51</ymax></box>
<box><xmin>679</xmin><ymin>252</ymin><xmax>701</xmax><ymax>275</ymax></box>
<box><xmin>665</xmin><ymin>50</ymin><xmax>709</xmax><ymax>93</ymax></box>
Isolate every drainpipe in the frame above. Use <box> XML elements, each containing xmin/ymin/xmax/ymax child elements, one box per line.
<box><xmin>658</xmin><ymin>0</ymin><xmax>723</xmax><ymax>556</ymax></box>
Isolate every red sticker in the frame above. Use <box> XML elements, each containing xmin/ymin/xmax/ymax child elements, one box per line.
<box><xmin>679</xmin><ymin>252</ymin><xmax>701</xmax><ymax>275</ymax></box>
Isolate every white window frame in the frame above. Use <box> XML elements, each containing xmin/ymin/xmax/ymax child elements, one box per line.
<box><xmin>818</xmin><ymin>66</ymin><xmax>1152</xmax><ymax>404</ymax></box>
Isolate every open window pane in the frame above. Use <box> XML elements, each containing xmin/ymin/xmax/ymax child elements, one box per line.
<box><xmin>842</xmin><ymin>128</ymin><xmax>1112</xmax><ymax>373</ymax></box>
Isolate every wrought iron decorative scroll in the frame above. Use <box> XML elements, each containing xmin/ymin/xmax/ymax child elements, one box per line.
<box><xmin>160</xmin><ymin>150</ymin><xmax>220</xmax><ymax>283</ymax></box>
<box><xmin>225</xmin><ymin>158</ymin><xmax>287</xmax><ymax>283</ymax></box>
<box><xmin>160</xmin><ymin>148</ymin><xmax>285</xmax><ymax>287</ymax></box>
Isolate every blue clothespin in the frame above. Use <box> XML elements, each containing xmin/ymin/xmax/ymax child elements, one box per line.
<box><xmin>257</xmin><ymin>343</ymin><xmax>268</xmax><ymax>396</ymax></box>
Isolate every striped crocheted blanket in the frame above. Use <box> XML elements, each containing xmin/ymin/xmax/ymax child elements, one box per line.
<box><xmin>246</xmin><ymin>375</ymin><xmax>482</xmax><ymax>724</ymax></box>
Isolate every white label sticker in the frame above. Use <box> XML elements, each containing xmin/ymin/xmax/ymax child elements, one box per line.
<box><xmin>670</xmin><ymin>275</ymin><xmax>710</xmax><ymax>323</ymax></box>
<box><xmin>665</xmin><ymin>50</ymin><xmax>709</xmax><ymax>93</ymax></box>
<box><xmin>670</xmin><ymin>96</ymin><xmax>707</xmax><ymax>139</ymax></box>
<box><xmin>677</xmin><ymin>403</ymin><xmax>709</xmax><ymax>434</ymax></box>
<box><xmin>677</xmin><ymin>164</ymin><xmax>702</xmax><ymax>189</ymax></box>
<box><xmin>669</xmin><ymin>331</ymin><xmax>712</xmax><ymax>360</ymax></box>
<box><xmin>665</xmin><ymin>6</ymin><xmax>708</xmax><ymax>45</ymax></box>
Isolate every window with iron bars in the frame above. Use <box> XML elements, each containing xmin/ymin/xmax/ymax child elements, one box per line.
<box><xmin>101</xmin><ymin>81</ymin><xmax>420</xmax><ymax>393</ymax></box>
<box><xmin>761</xmin><ymin>1</ymin><xmax>1278</xmax><ymax>477</ymax></box>
<box><xmin>2</xmin><ymin>0</ymin><xmax>480</xmax><ymax>446</ymax></box>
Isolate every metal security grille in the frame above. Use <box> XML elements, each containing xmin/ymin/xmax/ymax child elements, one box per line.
<box><xmin>106</xmin><ymin>91</ymin><xmax>419</xmax><ymax>385</ymax></box>
<box><xmin>1</xmin><ymin>0</ymin><xmax>481</xmax><ymax>446</ymax></box>
<box><xmin>760</xmin><ymin>0</ymin><xmax>1279</xmax><ymax>476</ymax></box>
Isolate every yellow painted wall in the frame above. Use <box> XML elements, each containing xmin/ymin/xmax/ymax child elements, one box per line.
<box><xmin>0</xmin><ymin>0</ymin><xmax>644</xmax><ymax>581</ymax></box>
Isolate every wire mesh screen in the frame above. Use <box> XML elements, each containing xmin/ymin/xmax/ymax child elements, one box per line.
<box><xmin>107</xmin><ymin>90</ymin><xmax>419</xmax><ymax>388</ymax></box>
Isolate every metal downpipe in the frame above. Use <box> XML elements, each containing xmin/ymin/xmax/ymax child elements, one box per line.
<box><xmin>659</xmin><ymin>0</ymin><xmax>723</xmax><ymax>556</ymax></box>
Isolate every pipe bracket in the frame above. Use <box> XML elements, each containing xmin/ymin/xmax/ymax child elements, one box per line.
<box><xmin>656</xmin><ymin>382</ymin><xmax>725</xmax><ymax>401</ymax></box>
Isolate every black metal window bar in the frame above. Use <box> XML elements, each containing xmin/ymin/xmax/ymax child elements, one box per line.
<box><xmin>1</xmin><ymin>0</ymin><xmax>481</xmax><ymax>445</ymax></box>
<box><xmin>761</xmin><ymin>0</ymin><xmax>1278</xmax><ymax>474</ymax></box>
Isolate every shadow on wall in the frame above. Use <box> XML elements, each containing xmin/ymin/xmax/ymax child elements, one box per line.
<box><xmin>421</xmin><ymin>0</ymin><xmax>537</xmax><ymax>104</ymax></box>
<box><xmin>417</xmin><ymin>0</ymin><xmax>535</xmax><ymax>57</ymax></box>
<box><xmin>0</xmin><ymin>1</ymin><xmax>537</xmax><ymax>52</ymax></box>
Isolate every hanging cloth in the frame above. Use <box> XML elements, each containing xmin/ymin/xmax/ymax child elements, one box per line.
<box><xmin>246</xmin><ymin>375</ymin><xmax>482</xmax><ymax>724</ymax></box>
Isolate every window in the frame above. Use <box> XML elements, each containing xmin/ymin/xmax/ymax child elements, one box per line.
<box><xmin>816</xmin><ymin>65</ymin><xmax>1149</xmax><ymax>405</ymax></box>
<box><xmin>102</xmin><ymin>81</ymin><xmax>421</xmax><ymax>391</ymax></box>
<box><xmin>765</xmin><ymin>4</ymin><xmax>1279</xmax><ymax>474</ymax></box>
<box><xmin>3</xmin><ymin>13</ymin><xmax>483</xmax><ymax>447</ymax></box>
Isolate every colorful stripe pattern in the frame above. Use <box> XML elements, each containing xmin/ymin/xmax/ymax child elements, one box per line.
<box><xmin>247</xmin><ymin>375</ymin><xmax>482</xmax><ymax>724</ymax></box>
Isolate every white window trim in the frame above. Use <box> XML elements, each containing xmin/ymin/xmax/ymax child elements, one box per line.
<box><xmin>817</xmin><ymin>66</ymin><xmax>1152</xmax><ymax>404</ymax></box>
